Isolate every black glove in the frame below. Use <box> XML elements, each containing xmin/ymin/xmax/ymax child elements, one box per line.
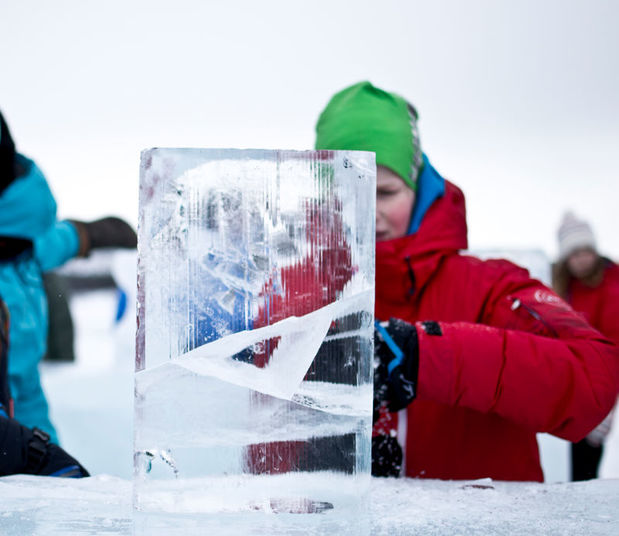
<box><xmin>371</xmin><ymin>435</ymin><xmax>403</xmax><ymax>477</ymax></box>
<box><xmin>373</xmin><ymin>318</ymin><xmax>420</xmax><ymax>418</ymax></box>
<box><xmin>0</xmin><ymin>417</ymin><xmax>89</xmax><ymax>477</ymax></box>
<box><xmin>71</xmin><ymin>216</ymin><xmax>137</xmax><ymax>257</ymax></box>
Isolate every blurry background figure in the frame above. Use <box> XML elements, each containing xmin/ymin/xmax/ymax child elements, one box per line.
<box><xmin>43</xmin><ymin>273</ymin><xmax>75</xmax><ymax>362</ymax></box>
<box><xmin>553</xmin><ymin>211</ymin><xmax>619</xmax><ymax>481</ymax></box>
<box><xmin>0</xmin><ymin>109</ymin><xmax>136</xmax><ymax>444</ymax></box>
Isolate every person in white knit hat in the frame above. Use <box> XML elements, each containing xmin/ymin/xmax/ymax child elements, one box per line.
<box><xmin>553</xmin><ymin>211</ymin><xmax>619</xmax><ymax>480</ymax></box>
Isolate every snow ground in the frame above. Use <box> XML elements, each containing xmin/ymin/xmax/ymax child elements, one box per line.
<box><xmin>1</xmin><ymin>250</ymin><xmax>617</xmax><ymax>534</ymax></box>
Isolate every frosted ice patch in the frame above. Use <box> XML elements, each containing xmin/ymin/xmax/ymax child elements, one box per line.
<box><xmin>135</xmin><ymin>472</ymin><xmax>368</xmax><ymax>515</ymax></box>
<box><xmin>292</xmin><ymin>382</ymin><xmax>372</xmax><ymax>417</ymax></box>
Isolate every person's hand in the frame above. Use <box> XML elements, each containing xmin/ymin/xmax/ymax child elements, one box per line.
<box><xmin>373</xmin><ymin>318</ymin><xmax>420</xmax><ymax>417</ymax></box>
<box><xmin>371</xmin><ymin>434</ymin><xmax>403</xmax><ymax>477</ymax></box>
<box><xmin>71</xmin><ymin>217</ymin><xmax>137</xmax><ymax>257</ymax></box>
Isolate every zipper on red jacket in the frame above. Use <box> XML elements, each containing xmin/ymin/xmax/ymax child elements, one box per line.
<box><xmin>405</xmin><ymin>256</ymin><xmax>416</xmax><ymax>298</ymax></box>
<box><xmin>510</xmin><ymin>297</ymin><xmax>559</xmax><ymax>338</ymax></box>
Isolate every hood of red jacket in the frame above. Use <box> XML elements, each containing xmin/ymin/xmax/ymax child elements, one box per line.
<box><xmin>376</xmin><ymin>180</ymin><xmax>468</xmax><ymax>305</ymax></box>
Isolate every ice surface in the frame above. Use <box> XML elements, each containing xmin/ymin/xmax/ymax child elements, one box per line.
<box><xmin>1</xmin><ymin>474</ymin><xmax>618</xmax><ymax>536</ymax></box>
<box><xmin>136</xmin><ymin>149</ymin><xmax>376</xmax><ymax>532</ymax></box>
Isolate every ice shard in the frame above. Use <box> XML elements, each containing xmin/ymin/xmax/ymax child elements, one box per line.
<box><xmin>135</xmin><ymin>149</ymin><xmax>375</xmax><ymax>534</ymax></box>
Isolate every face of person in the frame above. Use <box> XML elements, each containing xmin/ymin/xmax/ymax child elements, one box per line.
<box><xmin>567</xmin><ymin>247</ymin><xmax>598</xmax><ymax>279</ymax></box>
<box><xmin>376</xmin><ymin>166</ymin><xmax>415</xmax><ymax>242</ymax></box>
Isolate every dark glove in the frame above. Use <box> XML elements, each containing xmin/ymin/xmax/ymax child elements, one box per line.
<box><xmin>371</xmin><ymin>435</ymin><xmax>403</xmax><ymax>477</ymax></box>
<box><xmin>0</xmin><ymin>417</ymin><xmax>89</xmax><ymax>477</ymax></box>
<box><xmin>373</xmin><ymin>318</ymin><xmax>420</xmax><ymax>418</ymax></box>
<box><xmin>71</xmin><ymin>216</ymin><xmax>137</xmax><ymax>257</ymax></box>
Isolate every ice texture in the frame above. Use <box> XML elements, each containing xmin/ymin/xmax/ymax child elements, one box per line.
<box><xmin>2</xmin><ymin>474</ymin><xmax>619</xmax><ymax>536</ymax></box>
<box><xmin>136</xmin><ymin>149</ymin><xmax>376</xmax><ymax>533</ymax></box>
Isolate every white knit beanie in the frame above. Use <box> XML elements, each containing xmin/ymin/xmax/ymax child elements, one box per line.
<box><xmin>557</xmin><ymin>211</ymin><xmax>596</xmax><ymax>260</ymax></box>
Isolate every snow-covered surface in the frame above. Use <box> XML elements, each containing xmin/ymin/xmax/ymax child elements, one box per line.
<box><xmin>1</xmin><ymin>250</ymin><xmax>615</xmax><ymax>533</ymax></box>
<box><xmin>0</xmin><ymin>474</ymin><xmax>618</xmax><ymax>535</ymax></box>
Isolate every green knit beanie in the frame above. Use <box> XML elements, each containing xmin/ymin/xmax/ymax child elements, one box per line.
<box><xmin>315</xmin><ymin>81</ymin><xmax>422</xmax><ymax>190</ymax></box>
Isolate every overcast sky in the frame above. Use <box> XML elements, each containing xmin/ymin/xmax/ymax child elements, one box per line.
<box><xmin>2</xmin><ymin>0</ymin><xmax>618</xmax><ymax>259</ymax></box>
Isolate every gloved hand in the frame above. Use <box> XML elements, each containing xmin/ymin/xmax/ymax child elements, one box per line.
<box><xmin>371</xmin><ymin>318</ymin><xmax>421</xmax><ymax>478</ymax></box>
<box><xmin>71</xmin><ymin>216</ymin><xmax>137</xmax><ymax>257</ymax></box>
<box><xmin>373</xmin><ymin>318</ymin><xmax>420</xmax><ymax>418</ymax></box>
<box><xmin>0</xmin><ymin>416</ymin><xmax>89</xmax><ymax>477</ymax></box>
<box><xmin>372</xmin><ymin>434</ymin><xmax>403</xmax><ymax>477</ymax></box>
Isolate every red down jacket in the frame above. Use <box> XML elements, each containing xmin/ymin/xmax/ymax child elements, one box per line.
<box><xmin>375</xmin><ymin>180</ymin><xmax>619</xmax><ymax>481</ymax></box>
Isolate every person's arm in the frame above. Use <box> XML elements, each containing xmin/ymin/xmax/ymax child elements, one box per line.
<box><xmin>416</xmin><ymin>277</ymin><xmax>619</xmax><ymax>442</ymax></box>
<box><xmin>33</xmin><ymin>220</ymin><xmax>80</xmax><ymax>272</ymax></box>
<box><xmin>34</xmin><ymin>217</ymin><xmax>138</xmax><ymax>273</ymax></box>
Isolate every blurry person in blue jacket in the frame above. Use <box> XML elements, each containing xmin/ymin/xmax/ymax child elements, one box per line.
<box><xmin>0</xmin><ymin>110</ymin><xmax>136</xmax><ymax>444</ymax></box>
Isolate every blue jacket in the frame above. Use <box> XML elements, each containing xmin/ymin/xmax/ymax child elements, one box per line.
<box><xmin>0</xmin><ymin>155</ymin><xmax>80</xmax><ymax>443</ymax></box>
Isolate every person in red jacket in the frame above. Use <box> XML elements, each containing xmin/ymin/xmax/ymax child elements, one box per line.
<box><xmin>315</xmin><ymin>81</ymin><xmax>619</xmax><ymax>482</ymax></box>
<box><xmin>552</xmin><ymin>211</ymin><xmax>619</xmax><ymax>480</ymax></box>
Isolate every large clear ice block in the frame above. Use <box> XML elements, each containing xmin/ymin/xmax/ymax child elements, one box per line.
<box><xmin>135</xmin><ymin>149</ymin><xmax>376</xmax><ymax>534</ymax></box>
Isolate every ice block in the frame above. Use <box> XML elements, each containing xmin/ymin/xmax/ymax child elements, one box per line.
<box><xmin>135</xmin><ymin>149</ymin><xmax>375</xmax><ymax>535</ymax></box>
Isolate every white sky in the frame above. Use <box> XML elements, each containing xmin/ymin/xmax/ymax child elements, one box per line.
<box><xmin>2</xmin><ymin>0</ymin><xmax>618</xmax><ymax>260</ymax></box>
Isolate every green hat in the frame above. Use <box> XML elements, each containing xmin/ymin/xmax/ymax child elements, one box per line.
<box><xmin>315</xmin><ymin>81</ymin><xmax>422</xmax><ymax>190</ymax></box>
